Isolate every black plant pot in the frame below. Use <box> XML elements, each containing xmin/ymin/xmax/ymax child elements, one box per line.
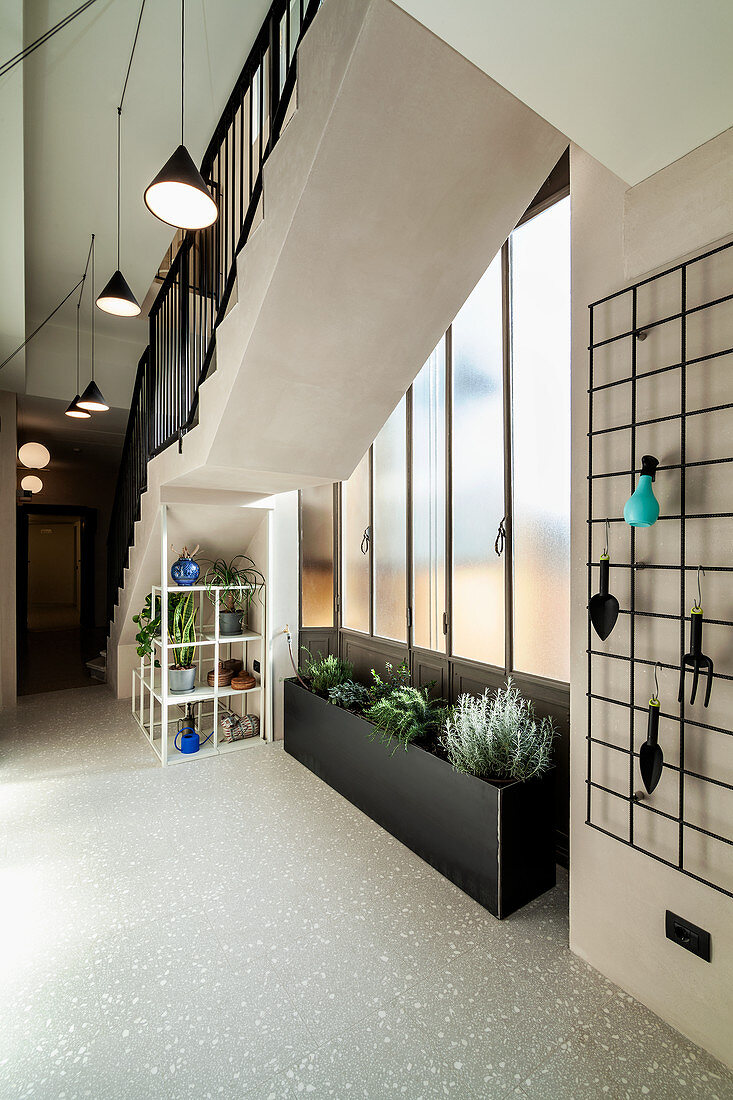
<box><xmin>284</xmin><ymin>680</ymin><xmax>555</xmax><ymax>918</ymax></box>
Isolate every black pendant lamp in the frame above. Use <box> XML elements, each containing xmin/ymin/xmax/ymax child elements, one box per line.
<box><xmin>66</xmin><ymin>301</ymin><xmax>92</xmax><ymax>419</ymax></box>
<box><xmin>97</xmin><ymin>109</ymin><xmax>141</xmax><ymax>316</ymax></box>
<box><xmin>144</xmin><ymin>0</ymin><xmax>217</xmax><ymax>230</ymax></box>
<box><xmin>79</xmin><ymin>238</ymin><xmax>110</xmax><ymax>412</ymax></box>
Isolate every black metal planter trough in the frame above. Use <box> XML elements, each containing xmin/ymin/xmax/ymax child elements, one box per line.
<box><xmin>284</xmin><ymin>679</ymin><xmax>555</xmax><ymax>918</ymax></box>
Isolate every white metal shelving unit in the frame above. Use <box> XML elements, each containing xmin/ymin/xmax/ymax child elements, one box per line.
<box><xmin>130</xmin><ymin>581</ymin><xmax>268</xmax><ymax>766</ymax></box>
<box><xmin>130</xmin><ymin>502</ymin><xmax>270</xmax><ymax>766</ymax></box>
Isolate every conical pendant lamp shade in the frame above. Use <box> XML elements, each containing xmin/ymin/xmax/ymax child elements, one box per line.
<box><xmin>78</xmin><ymin>380</ymin><xmax>109</xmax><ymax>412</ymax></box>
<box><xmin>65</xmin><ymin>395</ymin><xmax>91</xmax><ymax>419</ymax></box>
<box><xmin>144</xmin><ymin>145</ymin><xmax>217</xmax><ymax>230</ymax></box>
<box><xmin>96</xmin><ymin>269</ymin><xmax>141</xmax><ymax>317</ymax></box>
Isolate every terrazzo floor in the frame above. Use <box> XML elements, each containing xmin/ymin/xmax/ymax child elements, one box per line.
<box><xmin>1</xmin><ymin>687</ymin><xmax>732</xmax><ymax>1100</ymax></box>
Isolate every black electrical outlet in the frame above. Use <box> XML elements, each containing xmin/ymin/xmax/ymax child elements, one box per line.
<box><xmin>252</xmin><ymin>659</ymin><xmax>260</xmax><ymax>674</ymax></box>
<box><xmin>666</xmin><ymin>910</ymin><xmax>711</xmax><ymax>962</ymax></box>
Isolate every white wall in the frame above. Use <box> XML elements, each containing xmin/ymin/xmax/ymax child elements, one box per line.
<box><xmin>570</xmin><ymin>142</ymin><xmax>733</xmax><ymax>1070</ymax></box>
<box><xmin>0</xmin><ymin>0</ymin><xmax>26</xmax><ymax>395</ymax></box>
<box><xmin>0</xmin><ymin>391</ymin><xmax>17</xmax><ymax>708</ymax></box>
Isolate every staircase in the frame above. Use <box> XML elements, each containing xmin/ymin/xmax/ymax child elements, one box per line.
<box><xmin>107</xmin><ymin>0</ymin><xmax>566</xmax><ymax>696</ymax></box>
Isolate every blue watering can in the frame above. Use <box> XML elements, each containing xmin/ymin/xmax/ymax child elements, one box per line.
<box><xmin>175</xmin><ymin>724</ymin><xmax>199</xmax><ymax>753</ymax></box>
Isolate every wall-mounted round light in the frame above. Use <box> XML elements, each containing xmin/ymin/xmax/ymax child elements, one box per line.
<box><xmin>21</xmin><ymin>475</ymin><xmax>43</xmax><ymax>494</ymax></box>
<box><xmin>18</xmin><ymin>442</ymin><xmax>51</xmax><ymax>469</ymax></box>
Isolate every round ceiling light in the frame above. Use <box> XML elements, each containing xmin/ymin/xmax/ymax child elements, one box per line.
<box><xmin>21</xmin><ymin>475</ymin><xmax>43</xmax><ymax>494</ymax></box>
<box><xmin>18</xmin><ymin>442</ymin><xmax>51</xmax><ymax>469</ymax></box>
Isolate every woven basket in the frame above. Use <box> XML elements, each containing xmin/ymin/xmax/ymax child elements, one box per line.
<box><xmin>231</xmin><ymin>672</ymin><xmax>256</xmax><ymax>691</ymax></box>
<box><xmin>207</xmin><ymin>662</ymin><xmax>233</xmax><ymax>687</ymax></box>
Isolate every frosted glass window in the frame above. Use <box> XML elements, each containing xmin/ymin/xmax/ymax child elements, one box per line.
<box><xmin>300</xmin><ymin>484</ymin><xmax>334</xmax><ymax>628</ymax></box>
<box><xmin>373</xmin><ymin>397</ymin><xmax>407</xmax><ymax>642</ymax></box>
<box><xmin>342</xmin><ymin>451</ymin><xmax>370</xmax><ymax>633</ymax></box>
<box><xmin>412</xmin><ymin>342</ymin><xmax>446</xmax><ymax>652</ymax></box>
<box><xmin>451</xmin><ymin>254</ymin><xmax>505</xmax><ymax>667</ymax></box>
<box><xmin>510</xmin><ymin>197</ymin><xmax>570</xmax><ymax>682</ymax></box>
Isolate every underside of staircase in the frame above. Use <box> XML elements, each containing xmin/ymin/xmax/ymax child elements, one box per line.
<box><xmin>110</xmin><ymin>0</ymin><xmax>566</xmax><ymax>690</ymax></box>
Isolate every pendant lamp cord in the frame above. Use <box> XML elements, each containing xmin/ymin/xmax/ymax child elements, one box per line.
<box><xmin>90</xmin><ymin>236</ymin><xmax>94</xmax><ymax>382</ymax></box>
<box><xmin>181</xmin><ymin>0</ymin><xmax>185</xmax><ymax>145</ymax></box>
<box><xmin>116</xmin><ymin>110</ymin><xmax>121</xmax><ymax>268</ymax></box>
<box><xmin>113</xmin><ymin>0</ymin><xmax>146</xmax><ymax>271</ymax></box>
<box><xmin>0</xmin><ymin>235</ymin><xmax>93</xmax><ymax>374</ymax></box>
<box><xmin>76</xmin><ymin>302</ymin><xmax>81</xmax><ymax>393</ymax></box>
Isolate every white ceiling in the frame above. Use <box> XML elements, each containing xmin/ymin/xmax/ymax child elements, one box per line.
<box><xmin>17</xmin><ymin>0</ymin><xmax>272</xmax><ymax>412</ymax></box>
<box><xmin>392</xmin><ymin>0</ymin><xmax>733</xmax><ymax>186</ymax></box>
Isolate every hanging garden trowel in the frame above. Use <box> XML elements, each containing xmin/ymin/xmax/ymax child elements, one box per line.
<box><xmin>640</xmin><ymin>695</ymin><xmax>663</xmax><ymax>794</ymax></box>
<box><xmin>589</xmin><ymin>554</ymin><xmax>619</xmax><ymax>641</ymax></box>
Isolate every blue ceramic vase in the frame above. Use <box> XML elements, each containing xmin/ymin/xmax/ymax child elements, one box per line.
<box><xmin>171</xmin><ymin>556</ymin><xmax>200</xmax><ymax>586</ymax></box>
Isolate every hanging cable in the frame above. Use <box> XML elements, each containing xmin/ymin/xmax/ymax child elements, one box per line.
<box><xmin>181</xmin><ymin>0</ymin><xmax>185</xmax><ymax>145</ymax></box>
<box><xmin>118</xmin><ymin>0</ymin><xmax>147</xmax><ymax>112</ymax></box>
<box><xmin>0</xmin><ymin>0</ymin><xmax>101</xmax><ymax>79</ymax></box>
<box><xmin>0</xmin><ymin>234</ymin><xmax>94</xmax><ymax>374</ymax></box>
<box><xmin>0</xmin><ymin>279</ymin><xmax>82</xmax><ymax>372</ymax></box>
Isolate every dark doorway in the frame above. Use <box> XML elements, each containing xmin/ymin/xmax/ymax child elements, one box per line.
<box><xmin>17</xmin><ymin>505</ymin><xmax>104</xmax><ymax>696</ymax></box>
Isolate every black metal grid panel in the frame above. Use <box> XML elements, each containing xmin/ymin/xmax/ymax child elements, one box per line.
<box><xmin>587</xmin><ymin>236</ymin><xmax>733</xmax><ymax>900</ymax></box>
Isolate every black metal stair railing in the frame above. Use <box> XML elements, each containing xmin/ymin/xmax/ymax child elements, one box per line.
<box><xmin>107</xmin><ymin>0</ymin><xmax>321</xmax><ymax>626</ymax></box>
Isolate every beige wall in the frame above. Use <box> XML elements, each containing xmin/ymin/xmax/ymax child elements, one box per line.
<box><xmin>570</xmin><ymin>143</ymin><xmax>733</xmax><ymax>1069</ymax></box>
<box><xmin>0</xmin><ymin>391</ymin><xmax>18</xmax><ymax>708</ymax></box>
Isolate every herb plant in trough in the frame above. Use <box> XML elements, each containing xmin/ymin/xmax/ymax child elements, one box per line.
<box><xmin>367</xmin><ymin>661</ymin><xmax>411</xmax><ymax>703</ymax></box>
<box><xmin>440</xmin><ymin>679</ymin><xmax>556</xmax><ymax>782</ymax></box>
<box><xmin>301</xmin><ymin>651</ymin><xmax>354</xmax><ymax>696</ymax></box>
<box><xmin>328</xmin><ymin>679</ymin><xmax>370</xmax><ymax>711</ymax></box>
<box><xmin>366</xmin><ymin>685</ymin><xmax>446</xmax><ymax>753</ymax></box>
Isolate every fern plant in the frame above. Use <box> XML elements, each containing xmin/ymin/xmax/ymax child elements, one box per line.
<box><xmin>367</xmin><ymin>661</ymin><xmax>411</xmax><ymax>703</ymax></box>
<box><xmin>366</xmin><ymin>685</ymin><xmax>446</xmax><ymax>753</ymax></box>
<box><xmin>301</xmin><ymin>651</ymin><xmax>354</xmax><ymax>695</ymax></box>
<box><xmin>328</xmin><ymin>679</ymin><xmax>370</xmax><ymax>711</ymax></box>
<box><xmin>440</xmin><ymin>679</ymin><xmax>556</xmax><ymax>782</ymax></box>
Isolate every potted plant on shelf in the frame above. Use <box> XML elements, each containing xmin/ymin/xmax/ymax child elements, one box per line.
<box><xmin>170</xmin><ymin>543</ymin><xmax>200</xmax><ymax>586</ymax></box>
<box><xmin>167</xmin><ymin>590</ymin><xmax>198</xmax><ymax>694</ymax></box>
<box><xmin>132</xmin><ymin>592</ymin><xmax>162</xmax><ymax>667</ymax></box>
<box><xmin>202</xmin><ymin>555</ymin><xmax>265</xmax><ymax>636</ymax></box>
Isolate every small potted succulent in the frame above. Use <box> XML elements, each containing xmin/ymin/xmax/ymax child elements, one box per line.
<box><xmin>202</xmin><ymin>555</ymin><xmax>265</xmax><ymax>636</ymax></box>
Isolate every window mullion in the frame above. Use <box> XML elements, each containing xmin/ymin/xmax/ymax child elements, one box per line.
<box><xmin>368</xmin><ymin>443</ymin><xmax>374</xmax><ymax>639</ymax></box>
<box><xmin>502</xmin><ymin>239</ymin><xmax>514</xmax><ymax>678</ymax></box>
<box><xmin>406</xmin><ymin>383</ymin><xmax>414</xmax><ymax>653</ymax></box>
<box><xmin>445</xmin><ymin>324</ymin><xmax>454</xmax><ymax>662</ymax></box>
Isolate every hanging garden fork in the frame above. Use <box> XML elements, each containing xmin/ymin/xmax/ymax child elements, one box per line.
<box><xmin>678</xmin><ymin>567</ymin><xmax>714</xmax><ymax>707</ymax></box>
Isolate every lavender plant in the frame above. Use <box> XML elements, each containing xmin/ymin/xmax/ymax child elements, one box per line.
<box><xmin>440</xmin><ymin>679</ymin><xmax>556</xmax><ymax>782</ymax></box>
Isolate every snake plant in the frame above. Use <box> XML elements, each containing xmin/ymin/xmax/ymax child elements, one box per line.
<box><xmin>168</xmin><ymin>591</ymin><xmax>198</xmax><ymax>669</ymax></box>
